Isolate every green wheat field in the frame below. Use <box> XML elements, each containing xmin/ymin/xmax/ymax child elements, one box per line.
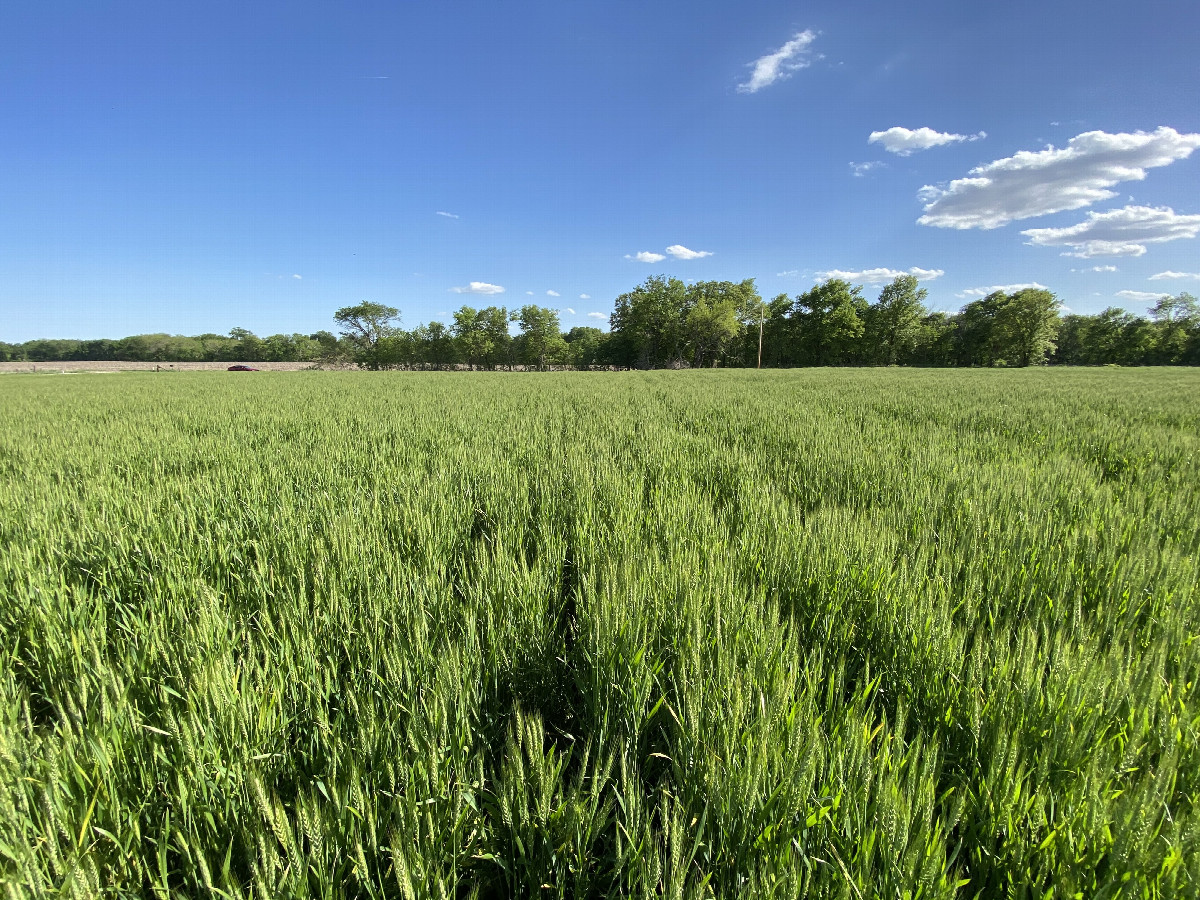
<box><xmin>2</xmin><ymin>369</ymin><xmax>1199</xmax><ymax>899</ymax></box>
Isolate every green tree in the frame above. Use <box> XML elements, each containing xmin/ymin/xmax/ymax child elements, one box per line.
<box><xmin>1149</xmin><ymin>292</ymin><xmax>1198</xmax><ymax>364</ymax></box>
<box><xmin>452</xmin><ymin>306</ymin><xmax>513</xmax><ymax>369</ymax></box>
<box><xmin>866</xmin><ymin>275</ymin><xmax>929</xmax><ymax>365</ymax></box>
<box><xmin>790</xmin><ymin>279</ymin><xmax>867</xmax><ymax>365</ymax></box>
<box><xmin>411</xmin><ymin>321</ymin><xmax>457</xmax><ymax>369</ymax></box>
<box><xmin>955</xmin><ymin>289</ymin><xmax>1060</xmax><ymax>367</ymax></box>
<box><xmin>516</xmin><ymin>305</ymin><xmax>567</xmax><ymax>370</ymax></box>
<box><xmin>563</xmin><ymin>326</ymin><xmax>608</xmax><ymax>368</ymax></box>
<box><xmin>334</xmin><ymin>302</ymin><xmax>402</xmax><ymax>370</ymax></box>
<box><xmin>687</xmin><ymin>279</ymin><xmax>758</xmax><ymax>367</ymax></box>
<box><xmin>1003</xmin><ymin>288</ymin><xmax>1061</xmax><ymax>366</ymax></box>
<box><xmin>609</xmin><ymin>276</ymin><xmax>689</xmax><ymax>368</ymax></box>
<box><xmin>479</xmin><ymin>306</ymin><xmax>516</xmax><ymax>370</ymax></box>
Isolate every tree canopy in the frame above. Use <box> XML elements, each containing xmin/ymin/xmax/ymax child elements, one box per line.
<box><xmin>6</xmin><ymin>284</ymin><xmax>1199</xmax><ymax>371</ymax></box>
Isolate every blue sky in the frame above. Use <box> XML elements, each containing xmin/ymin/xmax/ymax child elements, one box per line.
<box><xmin>2</xmin><ymin>0</ymin><xmax>1199</xmax><ymax>342</ymax></box>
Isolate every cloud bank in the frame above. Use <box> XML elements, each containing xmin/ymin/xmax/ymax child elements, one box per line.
<box><xmin>665</xmin><ymin>244</ymin><xmax>713</xmax><ymax>260</ymax></box>
<box><xmin>917</xmin><ymin>127</ymin><xmax>1200</xmax><ymax>229</ymax></box>
<box><xmin>1150</xmin><ymin>270</ymin><xmax>1200</xmax><ymax>280</ymax></box>
<box><xmin>956</xmin><ymin>282</ymin><xmax>1049</xmax><ymax>299</ymax></box>
<box><xmin>738</xmin><ymin>30</ymin><xmax>817</xmax><ymax>94</ymax></box>
<box><xmin>1116</xmin><ymin>290</ymin><xmax>1169</xmax><ymax>303</ymax></box>
<box><xmin>817</xmin><ymin>266</ymin><xmax>944</xmax><ymax>284</ymax></box>
<box><xmin>451</xmin><ymin>281</ymin><xmax>505</xmax><ymax>295</ymax></box>
<box><xmin>1021</xmin><ymin>205</ymin><xmax>1200</xmax><ymax>257</ymax></box>
<box><xmin>869</xmin><ymin>127</ymin><xmax>985</xmax><ymax>156</ymax></box>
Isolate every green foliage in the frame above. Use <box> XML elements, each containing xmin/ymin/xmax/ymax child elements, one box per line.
<box><xmin>516</xmin><ymin>306</ymin><xmax>568</xmax><ymax>370</ymax></box>
<box><xmin>452</xmin><ymin>305</ymin><xmax>515</xmax><ymax>370</ymax></box>
<box><xmin>2</xmin><ymin>369</ymin><xmax>1199</xmax><ymax>896</ymax></box>
<box><xmin>791</xmin><ymin>279</ymin><xmax>868</xmax><ymax>365</ymax></box>
<box><xmin>334</xmin><ymin>302</ymin><xmax>403</xmax><ymax>370</ymax></box>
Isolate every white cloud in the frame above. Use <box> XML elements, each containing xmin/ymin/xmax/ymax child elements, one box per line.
<box><xmin>1150</xmin><ymin>270</ymin><xmax>1200</xmax><ymax>280</ymax></box>
<box><xmin>1092</xmin><ymin>265</ymin><xmax>1118</xmax><ymax>272</ymax></box>
<box><xmin>738</xmin><ymin>30</ymin><xmax>818</xmax><ymax>94</ymax></box>
<box><xmin>1022</xmin><ymin>205</ymin><xmax>1200</xmax><ymax>257</ymax></box>
<box><xmin>564</xmin><ymin>307</ymin><xmax>575</xmax><ymax>315</ymax></box>
<box><xmin>849</xmin><ymin>161</ymin><xmax>885</xmax><ymax>177</ymax></box>
<box><xmin>626</xmin><ymin>251</ymin><xmax>666</xmax><ymax>263</ymax></box>
<box><xmin>1116</xmin><ymin>290</ymin><xmax>1169</xmax><ymax>303</ymax></box>
<box><xmin>918</xmin><ymin>127</ymin><xmax>1200</xmax><ymax>229</ymax></box>
<box><xmin>546</xmin><ymin>290</ymin><xmax>560</xmax><ymax>297</ymax></box>
<box><xmin>868</xmin><ymin>127</ymin><xmax>986</xmax><ymax>156</ymax></box>
<box><xmin>292</xmin><ymin>274</ymin><xmax>302</xmax><ymax>279</ymax></box>
<box><xmin>956</xmin><ymin>282</ymin><xmax>1049</xmax><ymax>299</ymax></box>
<box><xmin>587</xmin><ymin>312</ymin><xmax>607</xmax><ymax>320</ymax></box>
<box><xmin>776</xmin><ymin>269</ymin><xmax>801</xmax><ymax>277</ymax></box>
<box><xmin>451</xmin><ymin>281</ymin><xmax>506</xmax><ymax>295</ymax></box>
<box><xmin>579</xmin><ymin>293</ymin><xmax>590</xmax><ymax>300</ymax></box>
<box><xmin>666</xmin><ymin>244</ymin><xmax>713</xmax><ymax>260</ymax></box>
<box><xmin>816</xmin><ymin>266</ymin><xmax>945</xmax><ymax>284</ymax></box>
<box><xmin>436</xmin><ymin>211</ymin><xmax>459</xmax><ymax>218</ymax></box>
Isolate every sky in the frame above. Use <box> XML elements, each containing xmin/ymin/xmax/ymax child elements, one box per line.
<box><xmin>2</xmin><ymin>0</ymin><xmax>1199</xmax><ymax>342</ymax></box>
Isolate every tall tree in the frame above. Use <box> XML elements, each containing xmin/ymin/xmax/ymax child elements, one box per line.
<box><xmin>955</xmin><ymin>289</ymin><xmax>1060</xmax><ymax>367</ymax></box>
<box><xmin>516</xmin><ymin>305</ymin><xmax>567</xmax><ymax>370</ymax></box>
<box><xmin>1150</xmin><ymin>292</ymin><xmax>1199</xmax><ymax>364</ymax></box>
<box><xmin>791</xmin><ymin>279</ymin><xmax>867</xmax><ymax>366</ymax></box>
<box><xmin>686</xmin><ymin>279</ymin><xmax>757</xmax><ymax>367</ymax></box>
<box><xmin>334</xmin><ymin>302</ymin><xmax>402</xmax><ymax>370</ymax></box>
<box><xmin>866</xmin><ymin>275</ymin><xmax>928</xmax><ymax>365</ymax></box>
<box><xmin>1003</xmin><ymin>288</ymin><xmax>1061</xmax><ymax>366</ymax></box>
<box><xmin>609</xmin><ymin>276</ymin><xmax>689</xmax><ymax>368</ymax></box>
<box><xmin>452</xmin><ymin>305</ymin><xmax>513</xmax><ymax>369</ymax></box>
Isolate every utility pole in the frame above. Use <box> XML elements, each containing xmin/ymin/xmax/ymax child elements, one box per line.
<box><xmin>757</xmin><ymin>301</ymin><xmax>765</xmax><ymax>369</ymax></box>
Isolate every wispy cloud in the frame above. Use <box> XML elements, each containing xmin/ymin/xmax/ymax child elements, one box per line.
<box><xmin>451</xmin><ymin>281</ymin><xmax>506</xmax><ymax>295</ymax></box>
<box><xmin>956</xmin><ymin>282</ymin><xmax>1049</xmax><ymax>299</ymax></box>
<box><xmin>546</xmin><ymin>290</ymin><xmax>560</xmax><ymax>297</ymax></box>
<box><xmin>849</xmin><ymin>161</ymin><xmax>885</xmax><ymax>177</ymax></box>
<box><xmin>579</xmin><ymin>293</ymin><xmax>591</xmax><ymax>300</ymax></box>
<box><xmin>292</xmin><ymin>274</ymin><xmax>302</xmax><ymax>280</ymax></box>
<box><xmin>817</xmin><ymin>267</ymin><xmax>944</xmax><ymax>284</ymax></box>
<box><xmin>869</xmin><ymin>127</ymin><xmax>985</xmax><ymax>156</ymax></box>
<box><xmin>564</xmin><ymin>307</ymin><xmax>576</xmax><ymax>315</ymax></box>
<box><xmin>666</xmin><ymin>244</ymin><xmax>713</xmax><ymax>260</ymax></box>
<box><xmin>1022</xmin><ymin>205</ymin><xmax>1200</xmax><ymax>257</ymax></box>
<box><xmin>436</xmin><ymin>211</ymin><xmax>459</xmax><ymax>219</ymax></box>
<box><xmin>626</xmin><ymin>251</ymin><xmax>666</xmax><ymax>263</ymax></box>
<box><xmin>738</xmin><ymin>30</ymin><xmax>818</xmax><ymax>94</ymax></box>
<box><xmin>776</xmin><ymin>269</ymin><xmax>802</xmax><ymax>277</ymax></box>
<box><xmin>1116</xmin><ymin>289</ymin><xmax>1169</xmax><ymax>303</ymax></box>
<box><xmin>918</xmin><ymin>127</ymin><xmax>1200</xmax><ymax>229</ymax></box>
<box><xmin>1150</xmin><ymin>270</ymin><xmax>1200</xmax><ymax>280</ymax></box>
<box><xmin>587</xmin><ymin>312</ymin><xmax>607</xmax><ymax>320</ymax></box>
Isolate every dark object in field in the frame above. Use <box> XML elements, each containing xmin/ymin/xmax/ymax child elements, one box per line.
<box><xmin>227</xmin><ymin>365</ymin><xmax>260</xmax><ymax>371</ymax></box>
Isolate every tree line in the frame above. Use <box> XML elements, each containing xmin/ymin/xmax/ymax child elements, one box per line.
<box><xmin>4</xmin><ymin>276</ymin><xmax>1198</xmax><ymax>368</ymax></box>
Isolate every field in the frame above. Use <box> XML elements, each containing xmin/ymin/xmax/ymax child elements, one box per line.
<box><xmin>1</xmin><ymin>369</ymin><xmax>1198</xmax><ymax>898</ymax></box>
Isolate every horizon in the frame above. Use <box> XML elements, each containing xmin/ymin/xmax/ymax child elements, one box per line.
<box><xmin>3</xmin><ymin>1</ymin><xmax>1199</xmax><ymax>343</ymax></box>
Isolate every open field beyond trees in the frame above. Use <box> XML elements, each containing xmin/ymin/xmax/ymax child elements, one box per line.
<box><xmin>1</xmin><ymin>369</ymin><xmax>1199</xmax><ymax>898</ymax></box>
